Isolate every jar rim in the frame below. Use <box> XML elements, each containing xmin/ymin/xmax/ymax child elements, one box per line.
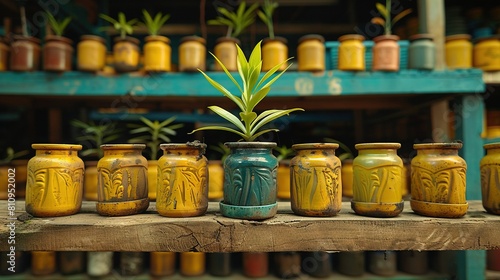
<box><xmin>225</xmin><ymin>142</ymin><xmax>277</xmax><ymax>149</ymax></box>
<box><xmin>484</xmin><ymin>142</ymin><xmax>500</xmax><ymax>149</ymax></box>
<box><xmin>100</xmin><ymin>144</ymin><xmax>145</xmax><ymax>150</ymax></box>
<box><xmin>373</xmin><ymin>34</ymin><xmax>400</xmax><ymax>43</ymax></box>
<box><xmin>180</xmin><ymin>35</ymin><xmax>206</xmax><ymax>45</ymax></box>
<box><xmin>160</xmin><ymin>142</ymin><xmax>207</xmax><ymax>150</ymax></box>
<box><xmin>355</xmin><ymin>142</ymin><xmax>401</xmax><ymax>150</ymax></box>
<box><xmin>409</xmin><ymin>33</ymin><xmax>434</xmax><ymax>41</ymax></box>
<box><xmin>80</xmin><ymin>34</ymin><xmax>106</xmax><ymax>43</ymax></box>
<box><xmin>299</xmin><ymin>34</ymin><xmax>325</xmax><ymax>44</ymax></box>
<box><xmin>445</xmin><ymin>34</ymin><xmax>471</xmax><ymax>42</ymax></box>
<box><xmin>145</xmin><ymin>35</ymin><xmax>170</xmax><ymax>44</ymax></box>
<box><xmin>338</xmin><ymin>34</ymin><xmax>364</xmax><ymax>42</ymax></box>
<box><xmin>215</xmin><ymin>36</ymin><xmax>241</xmax><ymax>44</ymax></box>
<box><xmin>292</xmin><ymin>143</ymin><xmax>339</xmax><ymax>150</ymax></box>
<box><xmin>413</xmin><ymin>142</ymin><xmax>463</xmax><ymax>150</ymax></box>
<box><xmin>32</xmin><ymin>144</ymin><xmax>82</xmax><ymax>151</ymax></box>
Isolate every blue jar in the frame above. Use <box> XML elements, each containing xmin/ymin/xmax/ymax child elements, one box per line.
<box><xmin>220</xmin><ymin>142</ymin><xmax>278</xmax><ymax>220</ymax></box>
<box><xmin>408</xmin><ymin>34</ymin><xmax>435</xmax><ymax>70</ymax></box>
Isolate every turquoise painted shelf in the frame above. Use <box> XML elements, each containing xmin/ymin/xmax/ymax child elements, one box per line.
<box><xmin>0</xmin><ymin>69</ymin><xmax>484</xmax><ymax>96</ymax></box>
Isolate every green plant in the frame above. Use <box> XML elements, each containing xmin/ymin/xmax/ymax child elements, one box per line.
<box><xmin>371</xmin><ymin>0</ymin><xmax>412</xmax><ymax>35</ymax></box>
<box><xmin>45</xmin><ymin>11</ymin><xmax>72</xmax><ymax>36</ymax></box>
<box><xmin>274</xmin><ymin>145</ymin><xmax>294</xmax><ymax>161</ymax></box>
<box><xmin>71</xmin><ymin>120</ymin><xmax>122</xmax><ymax>158</ymax></box>
<box><xmin>189</xmin><ymin>41</ymin><xmax>303</xmax><ymax>141</ymax></box>
<box><xmin>257</xmin><ymin>0</ymin><xmax>279</xmax><ymax>39</ymax></box>
<box><xmin>141</xmin><ymin>9</ymin><xmax>170</xmax><ymax>36</ymax></box>
<box><xmin>99</xmin><ymin>12</ymin><xmax>139</xmax><ymax>39</ymax></box>
<box><xmin>0</xmin><ymin>147</ymin><xmax>29</xmax><ymax>165</ymax></box>
<box><xmin>128</xmin><ymin>116</ymin><xmax>183</xmax><ymax>160</ymax></box>
<box><xmin>324</xmin><ymin>138</ymin><xmax>354</xmax><ymax>161</ymax></box>
<box><xmin>208</xmin><ymin>1</ymin><xmax>259</xmax><ymax>38</ymax></box>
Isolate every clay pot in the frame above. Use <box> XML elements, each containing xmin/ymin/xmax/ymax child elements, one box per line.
<box><xmin>113</xmin><ymin>36</ymin><xmax>140</xmax><ymax>72</ymax></box>
<box><xmin>473</xmin><ymin>35</ymin><xmax>500</xmax><ymax>71</ymax></box>
<box><xmin>87</xmin><ymin>252</ymin><xmax>113</xmax><ymax>277</ymax></box>
<box><xmin>26</xmin><ymin>144</ymin><xmax>84</xmax><ymax>217</ymax></box>
<box><xmin>337</xmin><ymin>251</ymin><xmax>364</xmax><ymax>276</ymax></box>
<box><xmin>277</xmin><ymin>160</ymin><xmax>291</xmax><ymax>200</ymax></box>
<box><xmin>0</xmin><ymin>37</ymin><xmax>9</xmax><ymax>71</ymax></box>
<box><xmin>372</xmin><ymin>35</ymin><xmax>400</xmax><ymax>71</ymax></box>
<box><xmin>96</xmin><ymin>144</ymin><xmax>149</xmax><ymax>216</ymax></box>
<box><xmin>214</xmin><ymin>37</ymin><xmax>240</xmax><ymax>71</ymax></box>
<box><xmin>274</xmin><ymin>252</ymin><xmax>301</xmax><ymax>278</ymax></box>
<box><xmin>144</xmin><ymin>35</ymin><xmax>171</xmax><ymax>72</ymax></box>
<box><xmin>120</xmin><ymin>252</ymin><xmax>144</xmax><ymax>276</ymax></box>
<box><xmin>180</xmin><ymin>252</ymin><xmax>206</xmax><ymax>277</ymax></box>
<box><xmin>408</xmin><ymin>34</ymin><xmax>435</xmax><ymax>70</ymax></box>
<box><xmin>368</xmin><ymin>251</ymin><xmax>397</xmax><ymax>277</ymax></box>
<box><xmin>43</xmin><ymin>35</ymin><xmax>73</xmax><ymax>72</ymax></box>
<box><xmin>31</xmin><ymin>251</ymin><xmax>56</xmax><ymax>276</ymax></box>
<box><xmin>302</xmin><ymin>251</ymin><xmax>331</xmax><ymax>277</ymax></box>
<box><xmin>338</xmin><ymin>34</ymin><xmax>365</xmax><ymax>71</ymax></box>
<box><xmin>10</xmin><ymin>35</ymin><xmax>40</xmax><ymax>71</ymax></box>
<box><xmin>178</xmin><ymin>35</ymin><xmax>206</xmax><ymax>72</ymax></box>
<box><xmin>399</xmin><ymin>251</ymin><xmax>428</xmax><ymax>275</ymax></box>
<box><xmin>77</xmin><ymin>35</ymin><xmax>106</xmax><ymax>72</ymax></box>
<box><xmin>59</xmin><ymin>251</ymin><xmax>85</xmax><ymax>275</ymax></box>
<box><xmin>481</xmin><ymin>143</ymin><xmax>500</xmax><ymax>215</ymax></box>
<box><xmin>262</xmin><ymin>37</ymin><xmax>288</xmax><ymax>71</ymax></box>
<box><xmin>411</xmin><ymin>142</ymin><xmax>468</xmax><ymax>218</ymax></box>
<box><xmin>351</xmin><ymin>143</ymin><xmax>404</xmax><ymax>217</ymax></box>
<box><xmin>220</xmin><ymin>142</ymin><xmax>278</xmax><ymax>220</ymax></box>
<box><xmin>208</xmin><ymin>160</ymin><xmax>224</xmax><ymax>200</ymax></box>
<box><xmin>150</xmin><ymin>252</ymin><xmax>176</xmax><ymax>277</ymax></box>
<box><xmin>242</xmin><ymin>252</ymin><xmax>268</xmax><ymax>278</ymax></box>
<box><xmin>297</xmin><ymin>34</ymin><xmax>325</xmax><ymax>72</ymax></box>
<box><xmin>290</xmin><ymin>143</ymin><xmax>342</xmax><ymax>216</ymax></box>
<box><xmin>208</xmin><ymin>252</ymin><xmax>232</xmax><ymax>276</ymax></box>
<box><xmin>157</xmin><ymin>143</ymin><xmax>208</xmax><ymax>217</ymax></box>
<box><xmin>445</xmin><ymin>34</ymin><xmax>472</xmax><ymax>69</ymax></box>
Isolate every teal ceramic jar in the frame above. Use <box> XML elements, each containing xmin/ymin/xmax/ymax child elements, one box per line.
<box><xmin>219</xmin><ymin>142</ymin><xmax>278</xmax><ymax>220</ymax></box>
<box><xmin>408</xmin><ymin>34</ymin><xmax>435</xmax><ymax>70</ymax></box>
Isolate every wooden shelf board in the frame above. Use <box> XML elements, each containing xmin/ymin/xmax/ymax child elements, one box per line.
<box><xmin>0</xmin><ymin>70</ymin><xmax>483</xmax><ymax>97</ymax></box>
<box><xmin>2</xmin><ymin>200</ymin><xmax>498</xmax><ymax>252</ymax></box>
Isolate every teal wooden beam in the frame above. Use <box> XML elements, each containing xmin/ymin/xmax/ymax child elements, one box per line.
<box><xmin>0</xmin><ymin>70</ymin><xmax>484</xmax><ymax>96</ymax></box>
<box><xmin>457</xmin><ymin>250</ymin><xmax>487</xmax><ymax>280</ymax></box>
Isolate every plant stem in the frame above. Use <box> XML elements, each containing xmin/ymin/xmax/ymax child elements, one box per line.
<box><xmin>385</xmin><ymin>0</ymin><xmax>392</xmax><ymax>35</ymax></box>
<box><xmin>269</xmin><ymin>20</ymin><xmax>274</xmax><ymax>39</ymax></box>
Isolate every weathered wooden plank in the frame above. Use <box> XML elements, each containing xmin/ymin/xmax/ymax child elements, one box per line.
<box><xmin>0</xmin><ymin>201</ymin><xmax>498</xmax><ymax>252</ymax></box>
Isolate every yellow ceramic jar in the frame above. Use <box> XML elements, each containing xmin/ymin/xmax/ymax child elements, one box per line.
<box><xmin>31</xmin><ymin>251</ymin><xmax>56</xmax><ymax>276</ymax></box>
<box><xmin>445</xmin><ymin>34</ymin><xmax>472</xmax><ymax>69</ymax></box>
<box><xmin>352</xmin><ymin>143</ymin><xmax>404</xmax><ymax>217</ymax></box>
<box><xmin>113</xmin><ymin>36</ymin><xmax>140</xmax><ymax>73</ymax></box>
<box><xmin>338</xmin><ymin>34</ymin><xmax>365</xmax><ymax>71</ymax></box>
<box><xmin>96</xmin><ymin>144</ymin><xmax>149</xmax><ymax>216</ymax></box>
<box><xmin>179</xmin><ymin>35</ymin><xmax>206</xmax><ymax>72</ymax></box>
<box><xmin>208</xmin><ymin>160</ymin><xmax>224</xmax><ymax>200</ymax></box>
<box><xmin>262</xmin><ymin>37</ymin><xmax>288</xmax><ymax>71</ymax></box>
<box><xmin>0</xmin><ymin>37</ymin><xmax>9</xmax><ymax>71</ymax></box>
<box><xmin>77</xmin><ymin>35</ymin><xmax>106</xmax><ymax>72</ymax></box>
<box><xmin>297</xmin><ymin>34</ymin><xmax>325</xmax><ymax>72</ymax></box>
<box><xmin>214</xmin><ymin>37</ymin><xmax>240</xmax><ymax>71</ymax></box>
<box><xmin>83</xmin><ymin>161</ymin><xmax>98</xmax><ymax>201</ymax></box>
<box><xmin>144</xmin><ymin>35</ymin><xmax>171</xmax><ymax>72</ymax></box>
<box><xmin>147</xmin><ymin>160</ymin><xmax>158</xmax><ymax>201</ymax></box>
<box><xmin>150</xmin><ymin>252</ymin><xmax>176</xmax><ymax>277</ymax></box>
<box><xmin>26</xmin><ymin>144</ymin><xmax>84</xmax><ymax>217</ymax></box>
<box><xmin>157</xmin><ymin>142</ymin><xmax>208</xmax><ymax>217</ymax></box>
<box><xmin>180</xmin><ymin>252</ymin><xmax>205</xmax><ymax>277</ymax></box>
<box><xmin>277</xmin><ymin>160</ymin><xmax>291</xmax><ymax>199</ymax></box>
<box><xmin>473</xmin><ymin>36</ymin><xmax>500</xmax><ymax>71</ymax></box>
<box><xmin>290</xmin><ymin>143</ymin><xmax>342</xmax><ymax>216</ymax></box>
<box><xmin>341</xmin><ymin>159</ymin><xmax>354</xmax><ymax>197</ymax></box>
<box><xmin>411</xmin><ymin>142</ymin><xmax>468</xmax><ymax>218</ymax></box>
<box><xmin>481</xmin><ymin>143</ymin><xmax>500</xmax><ymax>215</ymax></box>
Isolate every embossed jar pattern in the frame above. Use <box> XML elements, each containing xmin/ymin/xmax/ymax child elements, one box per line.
<box><xmin>411</xmin><ymin>142</ymin><xmax>468</xmax><ymax>218</ymax></box>
<box><xmin>26</xmin><ymin>144</ymin><xmax>84</xmax><ymax>217</ymax></box>
<box><xmin>290</xmin><ymin>143</ymin><xmax>342</xmax><ymax>216</ymax></box>
<box><xmin>351</xmin><ymin>143</ymin><xmax>404</xmax><ymax>217</ymax></box>
<box><xmin>481</xmin><ymin>143</ymin><xmax>500</xmax><ymax>215</ymax></box>
<box><xmin>220</xmin><ymin>142</ymin><xmax>278</xmax><ymax>220</ymax></box>
<box><xmin>157</xmin><ymin>142</ymin><xmax>208</xmax><ymax>217</ymax></box>
<box><xmin>96</xmin><ymin>144</ymin><xmax>149</xmax><ymax>216</ymax></box>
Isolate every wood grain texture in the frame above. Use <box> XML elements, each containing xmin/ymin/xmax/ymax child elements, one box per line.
<box><xmin>1</xmin><ymin>200</ymin><xmax>498</xmax><ymax>252</ymax></box>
